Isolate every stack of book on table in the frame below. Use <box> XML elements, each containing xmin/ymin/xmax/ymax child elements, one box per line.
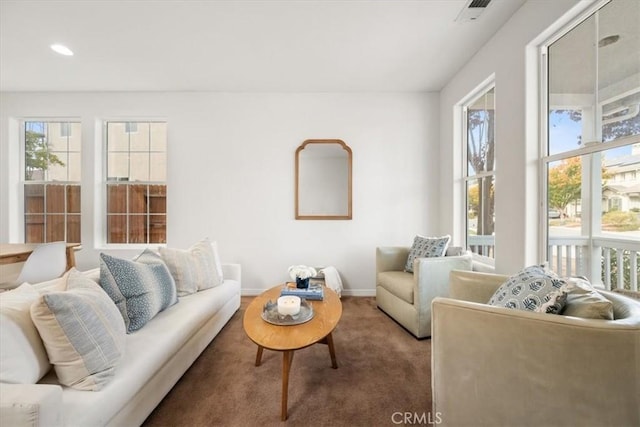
<box><xmin>281</xmin><ymin>282</ymin><xmax>324</xmax><ymax>300</ymax></box>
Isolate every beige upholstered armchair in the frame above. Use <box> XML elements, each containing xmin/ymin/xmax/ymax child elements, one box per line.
<box><xmin>375</xmin><ymin>247</ymin><xmax>472</xmax><ymax>338</ymax></box>
<box><xmin>432</xmin><ymin>270</ymin><xmax>640</xmax><ymax>427</ymax></box>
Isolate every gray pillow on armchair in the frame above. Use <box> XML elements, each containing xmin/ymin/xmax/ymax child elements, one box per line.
<box><xmin>404</xmin><ymin>235</ymin><xmax>451</xmax><ymax>273</ymax></box>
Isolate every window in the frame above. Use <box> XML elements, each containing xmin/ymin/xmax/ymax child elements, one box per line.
<box><xmin>544</xmin><ymin>0</ymin><xmax>639</xmax><ymax>290</ymax></box>
<box><xmin>463</xmin><ymin>85</ymin><xmax>496</xmax><ymax>258</ymax></box>
<box><xmin>60</xmin><ymin>122</ymin><xmax>71</xmax><ymax>138</ymax></box>
<box><xmin>125</xmin><ymin>122</ymin><xmax>138</xmax><ymax>133</ymax></box>
<box><xmin>105</xmin><ymin>121</ymin><xmax>167</xmax><ymax>244</ymax></box>
<box><xmin>23</xmin><ymin>121</ymin><xmax>81</xmax><ymax>243</ymax></box>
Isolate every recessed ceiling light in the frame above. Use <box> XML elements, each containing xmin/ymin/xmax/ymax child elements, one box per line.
<box><xmin>50</xmin><ymin>44</ymin><xmax>74</xmax><ymax>56</ymax></box>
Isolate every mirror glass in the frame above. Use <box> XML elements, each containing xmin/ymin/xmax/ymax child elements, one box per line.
<box><xmin>296</xmin><ymin>139</ymin><xmax>352</xmax><ymax>220</ymax></box>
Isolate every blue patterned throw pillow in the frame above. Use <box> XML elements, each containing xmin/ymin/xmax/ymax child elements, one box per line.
<box><xmin>404</xmin><ymin>235</ymin><xmax>451</xmax><ymax>273</ymax></box>
<box><xmin>99</xmin><ymin>250</ymin><xmax>178</xmax><ymax>333</ymax></box>
<box><xmin>487</xmin><ymin>265</ymin><xmax>571</xmax><ymax>314</ymax></box>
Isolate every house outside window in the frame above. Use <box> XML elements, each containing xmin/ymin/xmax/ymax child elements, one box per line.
<box><xmin>544</xmin><ymin>0</ymin><xmax>639</xmax><ymax>290</ymax></box>
<box><xmin>463</xmin><ymin>85</ymin><xmax>496</xmax><ymax>258</ymax></box>
<box><xmin>105</xmin><ymin>121</ymin><xmax>167</xmax><ymax>244</ymax></box>
<box><xmin>23</xmin><ymin>121</ymin><xmax>81</xmax><ymax>243</ymax></box>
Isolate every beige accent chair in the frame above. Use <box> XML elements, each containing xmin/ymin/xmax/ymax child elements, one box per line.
<box><xmin>432</xmin><ymin>269</ymin><xmax>640</xmax><ymax>427</ymax></box>
<box><xmin>376</xmin><ymin>247</ymin><xmax>473</xmax><ymax>338</ymax></box>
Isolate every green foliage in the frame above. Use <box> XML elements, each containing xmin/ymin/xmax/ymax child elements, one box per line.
<box><xmin>548</xmin><ymin>157</ymin><xmax>582</xmax><ymax>214</ymax></box>
<box><xmin>548</xmin><ymin>157</ymin><xmax>610</xmax><ymax>216</ymax></box>
<box><xmin>25</xmin><ymin>130</ymin><xmax>64</xmax><ymax>179</ymax></box>
<box><xmin>602</xmin><ymin>211</ymin><xmax>640</xmax><ymax>231</ymax></box>
<box><xmin>602</xmin><ymin>248</ymin><xmax>640</xmax><ymax>290</ymax></box>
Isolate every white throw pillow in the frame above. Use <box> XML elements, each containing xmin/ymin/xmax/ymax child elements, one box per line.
<box><xmin>159</xmin><ymin>238</ymin><xmax>223</xmax><ymax>296</ymax></box>
<box><xmin>30</xmin><ymin>270</ymin><xmax>126</xmax><ymax>391</ymax></box>
<box><xmin>0</xmin><ymin>283</ymin><xmax>51</xmax><ymax>384</ymax></box>
<box><xmin>211</xmin><ymin>240</ymin><xmax>224</xmax><ymax>284</ymax></box>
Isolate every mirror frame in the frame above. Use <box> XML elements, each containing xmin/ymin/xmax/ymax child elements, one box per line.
<box><xmin>295</xmin><ymin>139</ymin><xmax>352</xmax><ymax>220</ymax></box>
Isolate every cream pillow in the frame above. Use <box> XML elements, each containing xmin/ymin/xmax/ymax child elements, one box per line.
<box><xmin>30</xmin><ymin>270</ymin><xmax>126</xmax><ymax>391</ymax></box>
<box><xmin>210</xmin><ymin>240</ymin><xmax>224</xmax><ymax>284</ymax></box>
<box><xmin>0</xmin><ymin>283</ymin><xmax>51</xmax><ymax>383</ymax></box>
<box><xmin>562</xmin><ymin>277</ymin><xmax>614</xmax><ymax>320</ymax></box>
<box><xmin>159</xmin><ymin>238</ymin><xmax>223</xmax><ymax>295</ymax></box>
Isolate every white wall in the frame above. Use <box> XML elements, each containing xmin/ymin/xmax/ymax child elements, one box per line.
<box><xmin>438</xmin><ymin>0</ymin><xmax>589</xmax><ymax>274</ymax></box>
<box><xmin>0</xmin><ymin>91</ymin><xmax>439</xmax><ymax>295</ymax></box>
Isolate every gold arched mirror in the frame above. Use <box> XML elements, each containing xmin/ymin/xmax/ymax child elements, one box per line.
<box><xmin>295</xmin><ymin>139</ymin><xmax>352</xmax><ymax>220</ymax></box>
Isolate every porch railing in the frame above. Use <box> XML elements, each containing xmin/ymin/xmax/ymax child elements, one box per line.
<box><xmin>467</xmin><ymin>235</ymin><xmax>495</xmax><ymax>258</ymax></box>
<box><xmin>467</xmin><ymin>235</ymin><xmax>639</xmax><ymax>291</ymax></box>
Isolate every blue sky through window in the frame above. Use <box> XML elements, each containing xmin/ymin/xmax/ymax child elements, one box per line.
<box><xmin>549</xmin><ymin>110</ymin><xmax>633</xmax><ymax>159</ymax></box>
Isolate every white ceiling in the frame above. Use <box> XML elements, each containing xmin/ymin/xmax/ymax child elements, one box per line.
<box><xmin>0</xmin><ymin>0</ymin><xmax>527</xmax><ymax>92</ymax></box>
<box><xmin>549</xmin><ymin>0</ymin><xmax>640</xmax><ymax>98</ymax></box>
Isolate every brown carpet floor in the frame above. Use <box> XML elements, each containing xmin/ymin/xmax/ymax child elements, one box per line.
<box><xmin>143</xmin><ymin>297</ymin><xmax>431</xmax><ymax>427</ymax></box>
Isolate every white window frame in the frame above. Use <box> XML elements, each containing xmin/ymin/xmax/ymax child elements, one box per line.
<box><xmin>539</xmin><ymin>0</ymin><xmax>639</xmax><ymax>289</ymax></box>
<box><xmin>100</xmin><ymin>119</ymin><xmax>167</xmax><ymax>248</ymax></box>
<box><xmin>60</xmin><ymin>122</ymin><xmax>71</xmax><ymax>138</ymax></box>
<box><xmin>20</xmin><ymin>119</ymin><xmax>81</xmax><ymax>243</ymax></box>
<box><xmin>461</xmin><ymin>76</ymin><xmax>496</xmax><ymax>259</ymax></box>
<box><xmin>125</xmin><ymin>121</ymin><xmax>138</xmax><ymax>134</ymax></box>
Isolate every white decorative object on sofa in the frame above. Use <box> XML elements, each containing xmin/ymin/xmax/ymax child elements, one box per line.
<box><xmin>0</xmin><ymin>283</ymin><xmax>51</xmax><ymax>384</ymax></box>
<box><xmin>0</xmin><ymin>262</ymin><xmax>241</xmax><ymax>427</ymax></box>
<box><xmin>16</xmin><ymin>241</ymin><xmax>67</xmax><ymax>285</ymax></box>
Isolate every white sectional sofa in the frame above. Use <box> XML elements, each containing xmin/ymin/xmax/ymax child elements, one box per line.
<box><xmin>0</xmin><ymin>263</ymin><xmax>241</xmax><ymax>427</ymax></box>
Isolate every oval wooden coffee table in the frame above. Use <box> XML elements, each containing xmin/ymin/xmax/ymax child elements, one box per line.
<box><xmin>243</xmin><ymin>285</ymin><xmax>342</xmax><ymax>421</ymax></box>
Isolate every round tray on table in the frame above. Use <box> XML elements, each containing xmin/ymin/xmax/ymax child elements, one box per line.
<box><xmin>261</xmin><ymin>299</ymin><xmax>314</xmax><ymax>325</ymax></box>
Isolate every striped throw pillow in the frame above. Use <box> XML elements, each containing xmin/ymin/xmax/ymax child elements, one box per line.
<box><xmin>30</xmin><ymin>270</ymin><xmax>126</xmax><ymax>391</ymax></box>
<box><xmin>159</xmin><ymin>238</ymin><xmax>223</xmax><ymax>296</ymax></box>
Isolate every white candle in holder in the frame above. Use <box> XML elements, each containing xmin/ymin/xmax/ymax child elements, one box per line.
<box><xmin>277</xmin><ymin>296</ymin><xmax>301</xmax><ymax>316</ymax></box>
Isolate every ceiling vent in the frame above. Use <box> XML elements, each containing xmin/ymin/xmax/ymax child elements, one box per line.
<box><xmin>455</xmin><ymin>0</ymin><xmax>493</xmax><ymax>22</ymax></box>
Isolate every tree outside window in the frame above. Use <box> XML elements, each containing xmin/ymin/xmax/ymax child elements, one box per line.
<box><xmin>23</xmin><ymin>121</ymin><xmax>81</xmax><ymax>243</ymax></box>
<box><xmin>464</xmin><ymin>86</ymin><xmax>495</xmax><ymax>258</ymax></box>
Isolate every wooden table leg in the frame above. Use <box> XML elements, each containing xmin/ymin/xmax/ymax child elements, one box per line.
<box><xmin>65</xmin><ymin>246</ymin><xmax>76</xmax><ymax>271</ymax></box>
<box><xmin>325</xmin><ymin>332</ymin><xmax>338</xmax><ymax>369</ymax></box>
<box><xmin>255</xmin><ymin>345</ymin><xmax>264</xmax><ymax>366</ymax></box>
<box><xmin>281</xmin><ymin>350</ymin><xmax>294</xmax><ymax>421</ymax></box>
